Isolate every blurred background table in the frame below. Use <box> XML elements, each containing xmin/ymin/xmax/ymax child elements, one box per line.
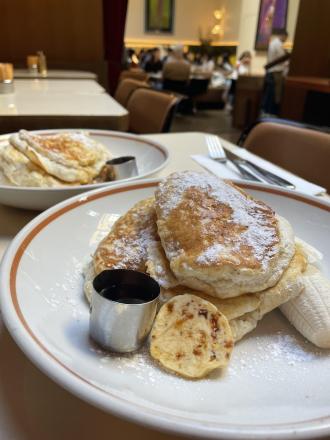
<box><xmin>14</xmin><ymin>69</ymin><xmax>98</xmax><ymax>80</ymax></box>
<box><xmin>0</xmin><ymin>79</ymin><xmax>128</xmax><ymax>133</ymax></box>
<box><xmin>12</xmin><ymin>79</ymin><xmax>106</xmax><ymax>94</ymax></box>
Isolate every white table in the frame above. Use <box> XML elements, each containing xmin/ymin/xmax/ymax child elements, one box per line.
<box><xmin>0</xmin><ymin>79</ymin><xmax>129</xmax><ymax>132</ymax></box>
<box><xmin>0</xmin><ymin>132</ymin><xmax>327</xmax><ymax>440</ymax></box>
<box><xmin>14</xmin><ymin>69</ymin><xmax>98</xmax><ymax>80</ymax></box>
<box><xmin>0</xmin><ymin>92</ymin><xmax>127</xmax><ymax>116</ymax></box>
<box><xmin>11</xmin><ymin>79</ymin><xmax>106</xmax><ymax>95</ymax></box>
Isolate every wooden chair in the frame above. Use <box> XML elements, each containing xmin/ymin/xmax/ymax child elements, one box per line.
<box><xmin>114</xmin><ymin>78</ymin><xmax>150</xmax><ymax>108</ymax></box>
<box><xmin>118</xmin><ymin>69</ymin><xmax>149</xmax><ymax>83</ymax></box>
<box><xmin>238</xmin><ymin>118</ymin><xmax>330</xmax><ymax>191</ymax></box>
<box><xmin>126</xmin><ymin>88</ymin><xmax>178</xmax><ymax>134</ymax></box>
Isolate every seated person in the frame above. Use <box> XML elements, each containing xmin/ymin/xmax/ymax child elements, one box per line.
<box><xmin>124</xmin><ymin>48</ymin><xmax>139</xmax><ymax>69</ymax></box>
<box><xmin>200</xmin><ymin>53</ymin><xmax>215</xmax><ymax>75</ymax></box>
<box><xmin>192</xmin><ymin>53</ymin><xmax>215</xmax><ymax>77</ymax></box>
<box><xmin>144</xmin><ymin>48</ymin><xmax>163</xmax><ymax>73</ymax></box>
<box><xmin>218</xmin><ymin>52</ymin><xmax>234</xmax><ymax>77</ymax></box>
<box><xmin>162</xmin><ymin>45</ymin><xmax>191</xmax><ymax>82</ymax></box>
<box><xmin>236</xmin><ymin>51</ymin><xmax>252</xmax><ymax>76</ymax></box>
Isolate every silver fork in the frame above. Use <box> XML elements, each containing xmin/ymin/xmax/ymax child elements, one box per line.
<box><xmin>206</xmin><ymin>135</ymin><xmax>227</xmax><ymax>164</ymax></box>
<box><xmin>206</xmin><ymin>135</ymin><xmax>261</xmax><ymax>182</ymax></box>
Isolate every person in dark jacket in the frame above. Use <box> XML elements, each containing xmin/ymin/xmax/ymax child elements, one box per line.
<box><xmin>144</xmin><ymin>48</ymin><xmax>163</xmax><ymax>73</ymax></box>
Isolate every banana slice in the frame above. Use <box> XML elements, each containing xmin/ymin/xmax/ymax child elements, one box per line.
<box><xmin>295</xmin><ymin>237</ymin><xmax>323</xmax><ymax>266</ymax></box>
<box><xmin>150</xmin><ymin>294</ymin><xmax>234</xmax><ymax>379</ymax></box>
<box><xmin>281</xmin><ymin>265</ymin><xmax>330</xmax><ymax>348</ymax></box>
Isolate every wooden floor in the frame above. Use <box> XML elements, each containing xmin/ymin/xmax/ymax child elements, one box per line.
<box><xmin>171</xmin><ymin>109</ymin><xmax>241</xmax><ymax>144</ymax></box>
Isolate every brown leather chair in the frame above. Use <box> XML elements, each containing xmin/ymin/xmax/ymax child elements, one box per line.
<box><xmin>163</xmin><ymin>61</ymin><xmax>190</xmax><ymax>81</ymax></box>
<box><xmin>119</xmin><ymin>69</ymin><xmax>149</xmax><ymax>83</ymax></box>
<box><xmin>114</xmin><ymin>78</ymin><xmax>150</xmax><ymax>108</ymax></box>
<box><xmin>127</xmin><ymin>88</ymin><xmax>178</xmax><ymax>134</ymax></box>
<box><xmin>238</xmin><ymin>118</ymin><xmax>330</xmax><ymax>191</ymax></box>
<box><xmin>162</xmin><ymin>61</ymin><xmax>191</xmax><ymax>95</ymax></box>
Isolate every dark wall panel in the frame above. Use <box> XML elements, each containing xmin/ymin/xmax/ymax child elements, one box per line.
<box><xmin>0</xmin><ymin>0</ymin><xmax>104</xmax><ymax>64</ymax></box>
<box><xmin>289</xmin><ymin>0</ymin><xmax>330</xmax><ymax>77</ymax></box>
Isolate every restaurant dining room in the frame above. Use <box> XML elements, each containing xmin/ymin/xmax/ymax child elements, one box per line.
<box><xmin>1</xmin><ymin>0</ymin><xmax>330</xmax><ymax>439</ymax></box>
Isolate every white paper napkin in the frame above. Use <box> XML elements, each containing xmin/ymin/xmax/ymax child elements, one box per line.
<box><xmin>192</xmin><ymin>149</ymin><xmax>326</xmax><ymax>197</ymax></box>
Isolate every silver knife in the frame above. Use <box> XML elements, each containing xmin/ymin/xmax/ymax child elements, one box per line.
<box><xmin>224</xmin><ymin>148</ymin><xmax>295</xmax><ymax>189</ymax></box>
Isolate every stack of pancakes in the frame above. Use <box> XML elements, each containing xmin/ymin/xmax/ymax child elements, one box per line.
<box><xmin>0</xmin><ymin>129</ymin><xmax>111</xmax><ymax>187</ymax></box>
<box><xmin>84</xmin><ymin>171</ymin><xmax>307</xmax><ymax>342</ymax></box>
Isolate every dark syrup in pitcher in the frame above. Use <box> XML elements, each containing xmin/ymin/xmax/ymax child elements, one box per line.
<box><xmin>100</xmin><ymin>284</ymin><xmax>147</xmax><ymax>304</ymax></box>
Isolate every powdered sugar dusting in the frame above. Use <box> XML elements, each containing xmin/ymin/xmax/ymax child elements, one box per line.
<box><xmin>91</xmin><ymin>330</ymin><xmax>327</xmax><ymax>387</ymax></box>
<box><xmin>31</xmin><ymin>131</ymin><xmax>97</xmax><ymax>149</ymax></box>
<box><xmin>146</xmin><ymin>242</ymin><xmax>179</xmax><ymax>288</ymax></box>
<box><xmin>229</xmin><ymin>331</ymin><xmax>326</xmax><ymax>382</ymax></box>
<box><xmin>95</xmin><ymin>199</ymin><xmax>158</xmax><ymax>272</ymax></box>
<box><xmin>105</xmin><ymin>231</ymin><xmax>157</xmax><ymax>270</ymax></box>
<box><xmin>196</xmin><ymin>244</ymin><xmax>226</xmax><ymax>264</ymax></box>
<box><xmin>62</xmin><ymin>132</ymin><xmax>98</xmax><ymax>150</ymax></box>
<box><xmin>157</xmin><ymin>171</ymin><xmax>278</xmax><ymax>267</ymax></box>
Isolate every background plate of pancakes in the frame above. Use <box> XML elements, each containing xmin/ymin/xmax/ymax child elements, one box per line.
<box><xmin>0</xmin><ymin>129</ymin><xmax>169</xmax><ymax>210</ymax></box>
<box><xmin>1</xmin><ymin>178</ymin><xmax>330</xmax><ymax>439</ymax></box>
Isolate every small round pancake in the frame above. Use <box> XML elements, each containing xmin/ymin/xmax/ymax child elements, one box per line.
<box><xmin>93</xmin><ymin>197</ymin><xmax>158</xmax><ymax>274</ymax></box>
<box><xmin>150</xmin><ymin>294</ymin><xmax>234</xmax><ymax>379</ymax></box>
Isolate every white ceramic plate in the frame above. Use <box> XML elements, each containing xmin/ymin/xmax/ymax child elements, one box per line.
<box><xmin>1</xmin><ymin>179</ymin><xmax>330</xmax><ymax>439</ymax></box>
<box><xmin>0</xmin><ymin>129</ymin><xmax>169</xmax><ymax>210</ymax></box>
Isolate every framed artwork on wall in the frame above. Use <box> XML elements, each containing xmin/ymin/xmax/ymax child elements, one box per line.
<box><xmin>255</xmin><ymin>0</ymin><xmax>288</xmax><ymax>50</ymax></box>
<box><xmin>145</xmin><ymin>0</ymin><xmax>174</xmax><ymax>33</ymax></box>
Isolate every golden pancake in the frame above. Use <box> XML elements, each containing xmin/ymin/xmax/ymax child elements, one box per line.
<box><xmin>0</xmin><ymin>142</ymin><xmax>69</xmax><ymax>187</ymax></box>
<box><xmin>93</xmin><ymin>197</ymin><xmax>158</xmax><ymax>274</ymax></box>
<box><xmin>147</xmin><ymin>240</ymin><xmax>306</xmax><ymax>341</ymax></box>
<box><xmin>84</xmin><ymin>197</ymin><xmax>159</xmax><ymax>302</ymax></box>
<box><xmin>155</xmin><ymin>171</ymin><xmax>295</xmax><ymax>298</ymax></box>
<box><xmin>231</xmin><ymin>246</ymin><xmax>306</xmax><ymax>341</ymax></box>
<box><xmin>84</xmin><ymin>173</ymin><xmax>305</xmax><ymax>347</ymax></box>
<box><xmin>9</xmin><ymin>130</ymin><xmax>111</xmax><ymax>184</ymax></box>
